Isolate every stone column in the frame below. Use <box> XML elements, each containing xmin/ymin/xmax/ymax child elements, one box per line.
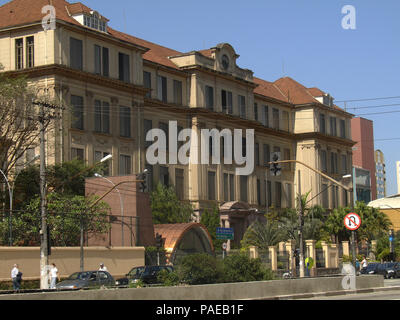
<box><xmin>342</xmin><ymin>241</ymin><xmax>350</xmax><ymax>257</ymax></box>
<box><xmin>321</xmin><ymin>241</ymin><xmax>330</xmax><ymax>268</ymax></box>
<box><xmin>285</xmin><ymin>240</ymin><xmax>296</xmax><ymax>275</ymax></box>
<box><xmin>269</xmin><ymin>246</ymin><xmax>277</xmax><ymax>271</ymax></box>
<box><xmin>249</xmin><ymin>246</ymin><xmax>259</xmax><ymax>259</ymax></box>
<box><xmin>371</xmin><ymin>240</ymin><xmax>377</xmax><ymax>253</ymax></box>
<box><xmin>330</xmin><ymin>244</ymin><xmax>339</xmax><ymax>268</ymax></box>
<box><xmin>305</xmin><ymin>240</ymin><xmax>316</xmax><ymax>276</ymax></box>
<box><xmin>278</xmin><ymin>242</ymin><xmax>285</xmax><ymax>254</ymax></box>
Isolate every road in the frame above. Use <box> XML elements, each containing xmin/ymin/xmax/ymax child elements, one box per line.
<box><xmin>301</xmin><ymin>278</ymin><xmax>400</xmax><ymax>300</ymax></box>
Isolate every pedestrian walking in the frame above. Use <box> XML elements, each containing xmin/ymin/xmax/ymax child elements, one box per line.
<box><xmin>50</xmin><ymin>263</ymin><xmax>59</xmax><ymax>289</ymax></box>
<box><xmin>11</xmin><ymin>264</ymin><xmax>20</xmax><ymax>291</ymax></box>
<box><xmin>361</xmin><ymin>256</ymin><xmax>368</xmax><ymax>273</ymax></box>
<box><xmin>99</xmin><ymin>263</ymin><xmax>108</xmax><ymax>272</ymax></box>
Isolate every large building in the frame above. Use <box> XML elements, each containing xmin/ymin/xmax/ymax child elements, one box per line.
<box><xmin>375</xmin><ymin>150</ymin><xmax>386</xmax><ymax>199</ymax></box>
<box><xmin>351</xmin><ymin>117</ymin><xmax>376</xmax><ymax>203</ymax></box>
<box><xmin>0</xmin><ymin>0</ymin><xmax>356</xmax><ymax>241</ymax></box>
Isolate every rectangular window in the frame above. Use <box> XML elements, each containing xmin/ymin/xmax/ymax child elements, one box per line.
<box><xmin>175</xmin><ymin>168</ymin><xmax>184</xmax><ymax>200</ymax></box>
<box><xmin>238</xmin><ymin>95</ymin><xmax>246</xmax><ymax>118</ymax></box>
<box><xmin>157</xmin><ymin>75</ymin><xmax>167</xmax><ymax>103</ymax></box>
<box><xmin>282</xmin><ymin>111</ymin><xmax>289</xmax><ymax>132</ymax></box>
<box><xmin>275</xmin><ymin>182</ymin><xmax>282</xmax><ymax>208</ymax></box>
<box><xmin>119</xmin><ymin>154</ymin><xmax>132</xmax><ymax>176</ymax></box>
<box><xmin>229</xmin><ymin>174</ymin><xmax>235</xmax><ymax>201</ymax></box>
<box><xmin>224</xmin><ymin>173</ymin><xmax>229</xmax><ymax>201</ymax></box>
<box><xmin>145</xmin><ymin>164</ymin><xmax>154</xmax><ymax>192</ymax></box>
<box><xmin>263</xmin><ymin>144</ymin><xmax>270</xmax><ymax>166</ymax></box>
<box><xmin>173</xmin><ymin>80</ymin><xmax>182</xmax><ymax>105</ymax></box>
<box><xmin>71</xmin><ymin>147</ymin><xmax>84</xmax><ymax>161</ymax></box>
<box><xmin>15</xmin><ymin>38</ymin><xmax>24</xmax><ymax>70</ymax></box>
<box><xmin>94</xmin><ymin>45</ymin><xmax>109</xmax><ymax>76</ymax></box>
<box><xmin>205</xmin><ymin>86</ymin><xmax>214</xmax><ymax>110</ymax></box>
<box><xmin>71</xmin><ymin>95</ymin><xmax>84</xmax><ymax>130</ymax></box>
<box><xmin>266</xmin><ymin>180</ymin><xmax>272</xmax><ymax>208</ymax></box>
<box><xmin>330</xmin><ymin>152</ymin><xmax>338</xmax><ymax>174</ymax></box>
<box><xmin>143</xmin><ymin>71</ymin><xmax>152</xmax><ymax>98</ymax></box>
<box><xmin>159</xmin><ymin>166</ymin><xmax>169</xmax><ymax>187</ymax></box>
<box><xmin>320</xmin><ymin>150</ymin><xmax>327</xmax><ymax>172</ymax></box>
<box><xmin>120</xmin><ymin>106</ymin><xmax>131</xmax><ymax>138</ymax></box>
<box><xmin>26</xmin><ymin>37</ymin><xmax>34</xmax><ymax>68</ymax></box>
<box><xmin>94</xmin><ymin>100</ymin><xmax>110</xmax><ymax>134</ymax></box>
<box><xmin>320</xmin><ymin>114</ymin><xmax>326</xmax><ymax>134</ymax></box>
<box><xmin>70</xmin><ymin>37</ymin><xmax>83</xmax><ymax>70</ymax></box>
<box><xmin>254</xmin><ymin>103</ymin><xmax>258</xmax><ymax>121</ymax></box>
<box><xmin>331</xmin><ymin>185</ymin><xmax>339</xmax><ymax>209</ymax></box>
<box><xmin>95</xmin><ymin>151</ymin><xmax>111</xmax><ymax>176</ymax></box>
<box><xmin>341</xmin><ymin>154</ymin><xmax>348</xmax><ymax>175</ymax></box>
<box><xmin>330</xmin><ymin>117</ymin><xmax>337</xmax><ymax>136</ymax></box>
<box><xmin>283</xmin><ymin>148</ymin><xmax>291</xmax><ymax>171</ymax></box>
<box><xmin>208</xmin><ymin>171</ymin><xmax>216</xmax><ymax>200</ymax></box>
<box><xmin>322</xmin><ymin>183</ymin><xmax>329</xmax><ymax>208</ymax></box>
<box><xmin>285</xmin><ymin>183</ymin><xmax>292</xmax><ymax>208</ymax></box>
<box><xmin>255</xmin><ymin>143</ymin><xmax>260</xmax><ymax>166</ymax></box>
<box><xmin>118</xmin><ymin>52</ymin><xmax>130</xmax><ymax>83</ymax></box>
<box><xmin>340</xmin><ymin>119</ymin><xmax>346</xmax><ymax>138</ymax></box>
<box><xmin>273</xmin><ymin>108</ymin><xmax>280</xmax><ymax>130</ymax></box>
<box><xmin>159</xmin><ymin>122</ymin><xmax>169</xmax><ymax>151</ymax></box>
<box><xmin>240</xmin><ymin>176</ymin><xmax>248</xmax><ymax>202</ymax></box>
<box><xmin>262</xmin><ymin>105</ymin><xmax>269</xmax><ymax>127</ymax></box>
<box><xmin>257</xmin><ymin>179</ymin><xmax>261</xmax><ymax>206</ymax></box>
<box><xmin>144</xmin><ymin>119</ymin><xmax>153</xmax><ymax>148</ymax></box>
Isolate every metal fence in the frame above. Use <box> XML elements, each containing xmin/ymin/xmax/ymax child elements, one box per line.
<box><xmin>277</xmin><ymin>251</ymin><xmax>289</xmax><ymax>270</ymax></box>
<box><xmin>258</xmin><ymin>249</ymin><xmax>271</xmax><ymax>268</ymax></box>
<box><xmin>316</xmin><ymin>248</ymin><xmax>325</xmax><ymax>268</ymax></box>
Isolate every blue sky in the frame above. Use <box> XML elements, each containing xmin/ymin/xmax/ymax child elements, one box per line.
<box><xmin>3</xmin><ymin>0</ymin><xmax>400</xmax><ymax>196</ymax></box>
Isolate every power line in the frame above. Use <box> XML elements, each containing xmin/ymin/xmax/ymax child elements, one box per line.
<box><xmin>335</xmin><ymin>96</ymin><xmax>400</xmax><ymax>103</ymax></box>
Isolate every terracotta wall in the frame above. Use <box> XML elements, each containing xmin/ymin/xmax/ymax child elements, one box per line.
<box><xmin>0</xmin><ymin>246</ymin><xmax>145</xmax><ymax>281</ymax></box>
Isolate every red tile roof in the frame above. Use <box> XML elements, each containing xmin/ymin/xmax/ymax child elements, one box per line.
<box><xmin>308</xmin><ymin>87</ymin><xmax>326</xmax><ymax>97</ymax></box>
<box><xmin>253</xmin><ymin>77</ymin><xmax>289</xmax><ymax>103</ymax></box>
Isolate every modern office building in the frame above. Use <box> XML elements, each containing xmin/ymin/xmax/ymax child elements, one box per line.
<box><xmin>375</xmin><ymin>150</ymin><xmax>386</xmax><ymax>199</ymax></box>
<box><xmin>351</xmin><ymin>117</ymin><xmax>376</xmax><ymax>203</ymax></box>
<box><xmin>0</xmin><ymin>0</ymin><xmax>356</xmax><ymax>243</ymax></box>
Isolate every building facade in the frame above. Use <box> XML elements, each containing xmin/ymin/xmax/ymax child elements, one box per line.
<box><xmin>351</xmin><ymin>117</ymin><xmax>376</xmax><ymax>203</ymax></box>
<box><xmin>375</xmin><ymin>150</ymin><xmax>386</xmax><ymax>199</ymax></box>
<box><xmin>0</xmin><ymin>0</ymin><xmax>356</xmax><ymax>236</ymax></box>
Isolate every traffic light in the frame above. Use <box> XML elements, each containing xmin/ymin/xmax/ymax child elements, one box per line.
<box><xmin>293</xmin><ymin>248</ymin><xmax>299</xmax><ymax>258</ymax></box>
<box><xmin>270</xmin><ymin>152</ymin><xmax>281</xmax><ymax>176</ymax></box>
<box><xmin>136</xmin><ymin>171</ymin><xmax>148</xmax><ymax>192</ymax></box>
<box><xmin>155</xmin><ymin>233</ymin><xmax>163</xmax><ymax>249</ymax></box>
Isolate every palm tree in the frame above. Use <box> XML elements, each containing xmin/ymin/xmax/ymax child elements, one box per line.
<box><xmin>241</xmin><ymin>220</ymin><xmax>283</xmax><ymax>250</ymax></box>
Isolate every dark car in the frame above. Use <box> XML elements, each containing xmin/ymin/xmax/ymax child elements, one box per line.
<box><xmin>56</xmin><ymin>271</ymin><xmax>115</xmax><ymax>290</ymax></box>
<box><xmin>360</xmin><ymin>262</ymin><xmax>379</xmax><ymax>275</ymax></box>
<box><xmin>376</xmin><ymin>262</ymin><xmax>399</xmax><ymax>279</ymax></box>
<box><xmin>115</xmin><ymin>266</ymin><xmax>174</xmax><ymax>286</ymax></box>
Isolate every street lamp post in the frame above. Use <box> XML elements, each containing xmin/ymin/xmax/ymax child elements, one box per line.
<box><xmin>94</xmin><ymin>173</ymin><xmax>125</xmax><ymax>246</ymax></box>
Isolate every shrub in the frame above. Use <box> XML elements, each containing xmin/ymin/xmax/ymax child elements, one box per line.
<box><xmin>221</xmin><ymin>253</ymin><xmax>273</xmax><ymax>283</ymax></box>
<box><xmin>175</xmin><ymin>253</ymin><xmax>223</xmax><ymax>285</ymax></box>
<box><xmin>157</xmin><ymin>269</ymin><xmax>180</xmax><ymax>287</ymax></box>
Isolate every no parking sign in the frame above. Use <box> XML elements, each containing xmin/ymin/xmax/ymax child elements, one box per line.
<box><xmin>344</xmin><ymin>213</ymin><xmax>361</xmax><ymax>231</ymax></box>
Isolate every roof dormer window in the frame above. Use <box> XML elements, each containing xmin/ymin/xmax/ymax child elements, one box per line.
<box><xmin>83</xmin><ymin>12</ymin><xmax>107</xmax><ymax>33</ymax></box>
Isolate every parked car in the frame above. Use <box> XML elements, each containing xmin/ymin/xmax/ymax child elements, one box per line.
<box><xmin>360</xmin><ymin>262</ymin><xmax>379</xmax><ymax>275</ymax></box>
<box><xmin>56</xmin><ymin>271</ymin><xmax>115</xmax><ymax>289</ymax></box>
<box><xmin>115</xmin><ymin>265</ymin><xmax>174</xmax><ymax>286</ymax></box>
<box><xmin>376</xmin><ymin>262</ymin><xmax>399</xmax><ymax>279</ymax></box>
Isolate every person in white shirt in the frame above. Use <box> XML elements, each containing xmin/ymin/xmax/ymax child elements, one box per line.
<box><xmin>99</xmin><ymin>263</ymin><xmax>108</xmax><ymax>272</ymax></box>
<box><xmin>11</xmin><ymin>264</ymin><xmax>19</xmax><ymax>291</ymax></box>
<box><xmin>361</xmin><ymin>256</ymin><xmax>368</xmax><ymax>272</ymax></box>
<box><xmin>50</xmin><ymin>263</ymin><xmax>59</xmax><ymax>289</ymax></box>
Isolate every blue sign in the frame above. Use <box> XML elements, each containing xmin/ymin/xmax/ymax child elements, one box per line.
<box><xmin>390</xmin><ymin>236</ymin><xmax>394</xmax><ymax>242</ymax></box>
<box><xmin>216</xmin><ymin>228</ymin><xmax>234</xmax><ymax>240</ymax></box>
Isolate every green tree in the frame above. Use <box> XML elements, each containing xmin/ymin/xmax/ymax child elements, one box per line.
<box><xmin>241</xmin><ymin>220</ymin><xmax>283</xmax><ymax>250</ymax></box>
<box><xmin>150</xmin><ymin>183</ymin><xmax>194</xmax><ymax>224</ymax></box>
<box><xmin>356</xmin><ymin>202</ymin><xmax>392</xmax><ymax>242</ymax></box>
<box><xmin>323</xmin><ymin>207</ymin><xmax>351</xmax><ymax>244</ymax></box>
<box><xmin>200</xmin><ymin>206</ymin><xmax>224</xmax><ymax>249</ymax></box>
<box><xmin>0</xmin><ymin>192</ymin><xmax>111</xmax><ymax>246</ymax></box>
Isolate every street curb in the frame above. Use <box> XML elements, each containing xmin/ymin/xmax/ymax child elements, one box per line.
<box><xmin>257</xmin><ymin>286</ymin><xmax>400</xmax><ymax>300</ymax></box>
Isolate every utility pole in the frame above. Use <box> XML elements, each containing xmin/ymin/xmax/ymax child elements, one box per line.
<box><xmin>38</xmin><ymin>102</ymin><xmax>49</xmax><ymax>290</ymax></box>
<box><xmin>298</xmin><ymin>170</ymin><xmax>304</xmax><ymax>278</ymax></box>
<box><xmin>33</xmin><ymin>100</ymin><xmax>61</xmax><ymax>289</ymax></box>
<box><xmin>351</xmin><ymin>166</ymin><xmax>357</xmax><ymax>269</ymax></box>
